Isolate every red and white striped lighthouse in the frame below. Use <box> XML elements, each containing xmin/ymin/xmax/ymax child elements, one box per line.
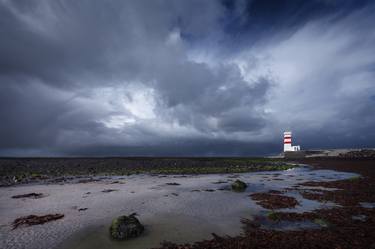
<box><xmin>283</xmin><ymin>131</ymin><xmax>300</xmax><ymax>152</ymax></box>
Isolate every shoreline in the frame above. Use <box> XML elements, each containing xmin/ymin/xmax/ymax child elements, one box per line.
<box><xmin>0</xmin><ymin>157</ymin><xmax>293</xmax><ymax>187</ymax></box>
<box><xmin>0</xmin><ymin>161</ymin><xmax>364</xmax><ymax>249</ymax></box>
<box><xmin>152</xmin><ymin>158</ymin><xmax>375</xmax><ymax>249</ymax></box>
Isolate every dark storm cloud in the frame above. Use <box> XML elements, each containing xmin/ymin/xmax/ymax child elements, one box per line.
<box><xmin>62</xmin><ymin>138</ymin><xmax>280</xmax><ymax>157</ymax></box>
<box><xmin>0</xmin><ymin>0</ymin><xmax>374</xmax><ymax>156</ymax></box>
<box><xmin>221</xmin><ymin>0</ymin><xmax>373</xmax><ymax>48</ymax></box>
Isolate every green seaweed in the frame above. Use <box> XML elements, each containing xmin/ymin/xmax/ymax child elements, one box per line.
<box><xmin>110</xmin><ymin>217</ymin><xmax>120</xmax><ymax>238</ymax></box>
<box><xmin>313</xmin><ymin>218</ymin><xmax>330</xmax><ymax>228</ymax></box>
<box><xmin>348</xmin><ymin>176</ymin><xmax>361</xmax><ymax>181</ymax></box>
<box><xmin>267</xmin><ymin>211</ymin><xmax>280</xmax><ymax>221</ymax></box>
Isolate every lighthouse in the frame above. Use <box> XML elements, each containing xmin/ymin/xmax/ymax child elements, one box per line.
<box><xmin>283</xmin><ymin>131</ymin><xmax>301</xmax><ymax>152</ymax></box>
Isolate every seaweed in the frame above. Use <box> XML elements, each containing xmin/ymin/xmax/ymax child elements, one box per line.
<box><xmin>11</xmin><ymin>193</ymin><xmax>45</xmax><ymax>199</ymax></box>
<box><xmin>12</xmin><ymin>214</ymin><xmax>64</xmax><ymax>229</ymax></box>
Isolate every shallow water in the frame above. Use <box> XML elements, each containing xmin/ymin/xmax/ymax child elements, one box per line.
<box><xmin>359</xmin><ymin>202</ymin><xmax>375</xmax><ymax>209</ymax></box>
<box><xmin>54</xmin><ymin>165</ymin><xmax>358</xmax><ymax>249</ymax></box>
<box><xmin>256</xmin><ymin>215</ymin><xmax>322</xmax><ymax>231</ymax></box>
<box><xmin>57</xmin><ymin>213</ymin><xmax>237</xmax><ymax>249</ymax></box>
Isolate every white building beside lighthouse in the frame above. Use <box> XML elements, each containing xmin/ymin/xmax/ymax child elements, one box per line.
<box><xmin>283</xmin><ymin>131</ymin><xmax>301</xmax><ymax>152</ymax></box>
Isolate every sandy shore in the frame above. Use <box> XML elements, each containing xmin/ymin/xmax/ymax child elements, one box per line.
<box><xmin>0</xmin><ymin>166</ymin><xmax>357</xmax><ymax>249</ymax></box>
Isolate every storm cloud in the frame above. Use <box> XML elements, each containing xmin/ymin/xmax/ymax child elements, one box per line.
<box><xmin>0</xmin><ymin>0</ymin><xmax>374</xmax><ymax>156</ymax></box>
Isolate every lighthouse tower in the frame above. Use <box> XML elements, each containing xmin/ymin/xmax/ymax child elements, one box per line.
<box><xmin>283</xmin><ymin>131</ymin><xmax>301</xmax><ymax>152</ymax></box>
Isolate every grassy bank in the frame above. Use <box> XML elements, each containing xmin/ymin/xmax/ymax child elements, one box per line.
<box><xmin>0</xmin><ymin>157</ymin><xmax>295</xmax><ymax>185</ymax></box>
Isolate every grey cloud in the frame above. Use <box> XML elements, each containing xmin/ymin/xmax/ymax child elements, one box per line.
<box><xmin>259</xmin><ymin>4</ymin><xmax>375</xmax><ymax>149</ymax></box>
<box><xmin>0</xmin><ymin>0</ymin><xmax>225</xmax><ymax>87</ymax></box>
<box><xmin>0</xmin><ymin>0</ymin><xmax>374</xmax><ymax>156</ymax></box>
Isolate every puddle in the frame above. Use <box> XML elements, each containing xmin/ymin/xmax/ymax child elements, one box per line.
<box><xmin>359</xmin><ymin>202</ymin><xmax>375</xmax><ymax>208</ymax></box>
<box><xmin>352</xmin><ymin>215</ymin><xmax>367</xmax><ymax>221</ymax></box>
<box><xmin>255</xmin><ymin>216</ymin><xmax>321</xmax><ymax>231</ymax></box>
<box><xmin>264</xmin><ymin>220</ymin><xmax>321</xmax><ymax>231</ymax></box>
<box><xmin>57</xmin><ymin>213</ymin><xmax>243</xmax><ymax>249</ymax></box>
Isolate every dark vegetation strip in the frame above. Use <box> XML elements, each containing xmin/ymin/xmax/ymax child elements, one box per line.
<box><xmin>0</xmin><ymin>157</ymin><xmax>293</xmax><ymax>186</ymax></box>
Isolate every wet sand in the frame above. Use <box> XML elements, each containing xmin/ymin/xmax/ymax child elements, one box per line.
<box><xmin>0</xmin><ymin>165</ymin><xmax>358</xmax><ymax>249</ymax></box>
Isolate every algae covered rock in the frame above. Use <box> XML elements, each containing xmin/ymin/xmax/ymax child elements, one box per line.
<box><xmin>231</xmin><ymin>180</ymin><xmax>247</xmax><ymax>192</ymax></box>
<box><xmin>109</xmin><ymin>213</ymin><xmax>144</xmax><ymax>240</ymax></box>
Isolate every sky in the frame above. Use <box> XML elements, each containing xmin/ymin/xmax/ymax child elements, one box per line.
<box><xmin>1</xmin><ymin>0</ymin><xmax>375</xmax><ymax>156</ymax></box>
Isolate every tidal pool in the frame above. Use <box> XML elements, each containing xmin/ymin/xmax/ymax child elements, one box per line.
<box><xmin>0</xmin><ymin>165</ymin><xmax>358</xmax><ymax>249</ymax></box>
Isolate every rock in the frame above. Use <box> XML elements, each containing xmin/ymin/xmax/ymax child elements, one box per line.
<box><xmin>109</xmin><ymin>213</ymin><xmax>144</xmax><ymax>240</ymax></box>
<box><xmin>231</xmin><ymin>180</ymin><xmax>247</xmax><ymax>192</ymax></box>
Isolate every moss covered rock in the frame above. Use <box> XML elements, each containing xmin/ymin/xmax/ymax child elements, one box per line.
<box><xmin>231</xmin><ymin>180</ymin><xmax>247</xmax><ymax>192</ymax></box>
<box><xmin>109</xmin><ymin>213</ymin><xmax>144</xmax><ymax>240</ymax></box>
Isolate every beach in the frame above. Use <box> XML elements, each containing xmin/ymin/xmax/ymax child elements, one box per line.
<box><xmin>0</xmin><ymin>162</ymin><xmax>360</xmax><ymax>249</ymax></box>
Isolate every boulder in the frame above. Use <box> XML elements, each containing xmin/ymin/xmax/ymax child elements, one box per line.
<box><xmin>231</xmin><ymin>180</ymin><xmax>247</xmax><ymax>192</ymax></box>
<box><xmin>109</xmin><ymin>213</ymin><xmax>144</xmax><ymax>240</ymax></box>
